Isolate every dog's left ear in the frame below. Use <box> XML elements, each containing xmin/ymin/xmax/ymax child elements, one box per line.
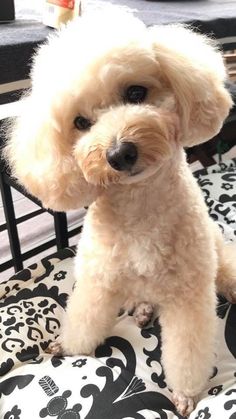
<box><xmin>149</xmin><ymin>25</ymin><xmax>233</xmax><ymax>146</ymax></box>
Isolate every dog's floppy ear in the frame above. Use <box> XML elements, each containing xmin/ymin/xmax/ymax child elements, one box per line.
<box><xmin>149</xmin><ymin>24</ymin><xmax>233</xmax><ymax>146</ymax></box>
<box><xmin>4</xmin><ymin>94</ymin><xmax>99</xmax><ymax>212</ymax></box>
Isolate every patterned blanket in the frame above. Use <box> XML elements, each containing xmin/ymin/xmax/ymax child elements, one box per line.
<box><xmin>0</xmin><ymin>159</ymin><xmax>236</xmax><ymax>419</ymax></box>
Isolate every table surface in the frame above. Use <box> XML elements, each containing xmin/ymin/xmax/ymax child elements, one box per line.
<box><xmin>1</xmin><ymin>0</ymin><xmax>236</xmax><ymax>43</ymax></box>
<box><xmin>90</xmin><ymin>0</ymin><xmax>236</xmax><ymax>26</ymax></box>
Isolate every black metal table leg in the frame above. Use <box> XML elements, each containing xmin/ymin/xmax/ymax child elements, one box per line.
<box><xmin>0</xmin><ymin>171</ymin><xmax>23</xmax><ymax>272</ymax></box>
<box><xmin>53</xmin><ymin>212</ymin><xmax>68</xmax><ymax>250</ymax></box>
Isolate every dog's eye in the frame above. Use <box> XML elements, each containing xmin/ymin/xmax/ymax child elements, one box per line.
<box><xmin>74</xmin><ymin>116</ymin><xmax>92</xmax><ymax>131</ymax></box>
<box><xmin>124</xmin><ymin>85</ymin><xmax>147</xmax><ymax>104</ymax></box>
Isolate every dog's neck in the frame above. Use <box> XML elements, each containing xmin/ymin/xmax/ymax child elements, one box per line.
<box><xmin>93</xmin><ymin>147</ymin><xmax>197</xmax><ymax>223</ymax></box>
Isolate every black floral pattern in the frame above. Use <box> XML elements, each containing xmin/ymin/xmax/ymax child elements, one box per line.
<box><xmin>142</xmin><ymin>320</ymin><xmax>167</xmax><ymax>389</ymax></box>
<box><xmin>72</xmin><ymin>358</ymin><xmax>87</xmax><ymax>368</ymax></box>
<box><xmin>51</xmin><ymin>356</ymin><xmax>65</xmax><ymax>368</ymax></box>
<box><xmin>209</xmin><ymin>366</ymin><xmax>218</xmax><ymax>380</ymax></box>
<box><xmin>224</xmin><ymin>388</ymin><xmax>236</xmax><ymax>418</ymax></box>
<box><xmin>222</xmin><ymin>182</ymin><xmax>234</xmax><ymax>190</ymax></box>
<box><xmin>39</xmin><ymin>390</ymin><xmax>82</xmax><ymax>418</ymax></box>
<box><xmin>208</xmin><ymin>385</ymin><xmax>223</xmax><ymax>396</ymax></box>
<box><xmin>194</xmin><ymin>407</ymin><xmax>211</xmax><ymax>419</ymax></box>
<box><xmin>0</xmin><ymin>282</ymin><xmax>68</xmax><ymax>375</ymax></box>
<box><xmin>39</xmin><ymin>376</ymin><xmax>59</xmax><ymax>396</ymax></box>
<box><xmin>3</xmin><ymin>405</ymin><xmax>21</xmax><ymax>419</ymax></box>
<box><xmin>53</xmin><ymin>271</ymin><xmax>67</xmax><ymax>281</ymax></box>
<box><xmin>81</xmin><ymin>335</ymin><xmax>174</xmax><ymax>419</ymax></box>
<box><xmin>0</xmin><ymin>375</ymin><xmax>34</xmax><ymax>398</ymax></box>
<box><xmin>195</xmin><ymin>159</ymin><xmax>236</xmax><ymax>241</ymax></box>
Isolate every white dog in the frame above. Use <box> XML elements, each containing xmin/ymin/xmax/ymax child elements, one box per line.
<box><xmin>4</xmin><ymin>10</ymin><xmax>236</xmax><ymax>416</ymax></box>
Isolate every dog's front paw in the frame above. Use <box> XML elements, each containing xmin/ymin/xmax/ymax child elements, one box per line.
<box><xmin>46</xmin><ymin>330</ymin><xmax>101</xmax><ymax>356</ymax></box>
<box><xmin>133</xmin><ymin>302</ymin><xmax>154</xmax><ymax>328</ymax></box>
<box><xmin>172</xmin><ymin>392</ymin><xmax>195</xmax><ymax>417</ymax></box>
<box><xmin>46</xmin><ymin>338</ymin><xmax>64</xmax><ymax>356</ymax></box>
<box><xmin>46</xmin><ymin>338</ymin><xmax>94</xmax><ymax>356</ymax></box>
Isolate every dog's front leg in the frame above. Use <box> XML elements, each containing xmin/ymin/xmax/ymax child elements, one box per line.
<box><xmin>48</xmin><ymin>273</ymin><xmax>122</xmax><ymax>356</ymax></box>
<box><xmin>159</xmin><ymin>285</ymin><xmax>217</xmax><ymax>417</ymax></box>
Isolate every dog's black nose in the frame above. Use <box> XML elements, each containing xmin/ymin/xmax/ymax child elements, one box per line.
<box><xmin>106</xmin><ymin>142</ymin><xmax>138</xmax><ymax>171</ymax></box>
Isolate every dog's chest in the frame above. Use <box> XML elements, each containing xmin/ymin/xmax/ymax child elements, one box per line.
<box><xmin>120</xmin><ymin>226</ymin><xmax>172</xmax><ymax>278</ymax></box>
<box><xmin>87</xmin><ymin>199</ymin><xmax>175</xmax><ymax>278</ymax></box>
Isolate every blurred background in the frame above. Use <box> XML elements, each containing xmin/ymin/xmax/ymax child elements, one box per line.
<box><xmin>15</xmin><ymin>0</ymin><xmax>43</xmax><ymax>20</ymax></box>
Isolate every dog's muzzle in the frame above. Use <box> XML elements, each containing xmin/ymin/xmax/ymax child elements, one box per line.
<box><xmin>106</xmin><ymin>141</ymin><xmax>138</xmax><ymax>171</ymax></box>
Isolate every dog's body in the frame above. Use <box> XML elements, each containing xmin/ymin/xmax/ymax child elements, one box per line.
<box><xmin>4</xmin><ymin>9</ymin><xmax>236</xmax><ymax>416</ymax></box>
<box><xmin>55</xmin><ymin>145</ymin><xmax>235</xmax><ymax>416</ymax></box>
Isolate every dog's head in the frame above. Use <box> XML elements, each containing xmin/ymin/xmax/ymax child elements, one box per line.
<box><xmin>4</xmin><ymin>9</ymin><xmax>232</xmax><ymax>209</ymax></box>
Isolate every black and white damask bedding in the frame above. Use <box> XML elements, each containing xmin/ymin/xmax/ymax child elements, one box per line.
<box><xmin>0</xmin><ymin>158</ymin><xmax>236</xmax><ymax>419</ymax></box>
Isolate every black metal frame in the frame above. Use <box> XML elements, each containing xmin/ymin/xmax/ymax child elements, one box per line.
<box><xmin>0</xmin><ymin>162</ymin><xmax>82</xmax><ymax>273</ymax></box>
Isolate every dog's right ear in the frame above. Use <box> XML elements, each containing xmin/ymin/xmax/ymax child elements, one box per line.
<box><xmin>3</xmin><ymin>94</ymin><xmax>99</xmax><ymax>212</ymax></box>
<box><xmin>149</xmin><ymin>24</ymin><xmax>233</xmax><ymax>147</ymax></box>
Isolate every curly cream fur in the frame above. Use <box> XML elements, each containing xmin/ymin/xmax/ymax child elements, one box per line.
<box><xmin>4</xmin><ymin>9</ymin><xmax>236</xmax><ymax>416</ymax></box>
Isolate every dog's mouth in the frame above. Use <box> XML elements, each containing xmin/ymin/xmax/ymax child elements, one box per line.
<box><xmin>121</xmin><ymin>165</ymin><xmax>159</xmax><ymax>184</ymax></box>
<box><xmin>129</xmin><ymin>168</ymin><xmax>143</xmax><ymax>177</ymax></box>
